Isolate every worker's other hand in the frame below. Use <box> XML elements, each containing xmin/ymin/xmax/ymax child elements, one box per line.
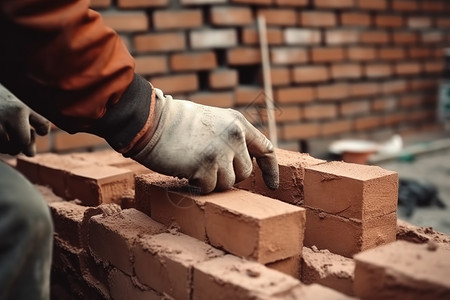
<box><xmin>0</xmin><ymin>84</ymin><xmax>50</xmax><ymax>156</ymax></box>
<box><xmin>131</xmin><ymin>88</ymin><xmax>279</xmax><ymax>194</ymax></box>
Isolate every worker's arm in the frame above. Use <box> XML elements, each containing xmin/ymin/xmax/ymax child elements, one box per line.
<box><xmin>0</xmin><ymin>0</ymin><xmax>279</xmax><ymax>193</ymax></box>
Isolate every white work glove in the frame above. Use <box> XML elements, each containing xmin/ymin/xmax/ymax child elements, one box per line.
<box><xmin>132</xmin><ymin>88</ymin><xmax>279</xmax><ymax>194</ymax></box>
<box><xmin>0</xmin><ymin>84</ymin><xmax>50</xmax><ymax>156</ymax></box>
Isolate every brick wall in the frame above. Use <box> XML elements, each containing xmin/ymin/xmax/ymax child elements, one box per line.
<box><xmin>35</xmin><ymin>0</ymin><xmax>450</xmax><ymax>153</ymax></box>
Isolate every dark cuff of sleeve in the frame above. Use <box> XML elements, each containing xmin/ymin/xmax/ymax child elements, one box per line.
<box><xmin>89</xmin><ymin>74</ymin><xmax>151</xmax><ymax>152</ymax></box>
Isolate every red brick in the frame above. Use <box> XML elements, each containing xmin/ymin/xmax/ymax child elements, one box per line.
<box><xmin>275</xmin><ymin>0</ymin><xmax>308</xmax><ymax>6</ymax></box>
<box><xmin>408</xmin><ymin>78</ymin><xmax>437</xmax><ymax>91</ymax></box>
<box><xmin>315</xmin><ymin>0</ymin><xmax>354</xmax><ymax>8</ymax></box>
<box><xmin>317</xmin><ymin>83</ymin><xmax>349</xmax><ymax>101</ymax></box>
<box><xmin>170</xmin><ymin>51</ymin><xmax>216</xmax><ymax>71</ymax></box>
<box><xmin>269</xmin><ymin>67</ymin><xmax>291</xmax><ymax>86</ymax></box>
<box><xmin>326</xmin><ymin>29</ymin><xmax>359</xmax><ymax>45</ymax></box>
<box><xmin>424</xmin><ymin>61</ymin><xmax>445</xmax><ymax>74</ymax></box>
<box><xmin>305</xmin><ymin>208</ymin><xmax>397</xmax><ymax>257</ymax></box>
<box><xmin>399</xmin><ymin>94</ymin><xmax>423</xmax><ymax>108</ymax></box>
<box><xmin>341</xmin><ymin>12</ymin><xmax>371</xmax><ymax>27</ymax></box>
<box><xmin>365</xmin><ymin>63</ymin><xmax>392</xmax><ymax>78</ymax></box>
<box><xmin>395</xmin><ymin>62</ymin><xmax>422</xmax><ymax>76</ymax></box>
<box><xmin>408</xmin><ymin>47</ymin><xmax>432</xmax><ymax>59</ymax></box>
<box><xmin>227</xmin><ymin>47</ymin><xmax>261</xmax><ymax>65</ymax></box>
<box><xmin>242</xmin><ymin>27</ymin><xmax>283</xmax><ymax>45</ymax></box>
<box><xmin>88</xmin><ymin>209</ymin><xmax>166</xmax><ymax>275</ymax></box>
<box><xmin>134</xmin><ymin>233</ymin><xmax>224</xmax><ymax>300</ymax></box>
<box><xmin>275</xmin><ymin>87</ymin><xmax>315</xmax><ymax>104</ymax></box>
<box><xmin>300</xmin><ymin>11</ymin><xmax>337</xmax><ymax>27</ymax></box>
<box><xmin>292</xmin><ymin>65</ymin><xmax>329</xmax><ymax>83</ymax></box>
<box><xmin>134</xmin><ymin>32</ymin><xmax>186</xmax><ymax>53</ymax></box>
<box><xmin>205</xmin><ymin>189</ymin><xmax>305</xmax><ymax>263</ymax></box>
<box><xmin>354</xmin><ymin>241</ymin><xmax>450</xmax><ymax>299</ymax></box>
<box><xmin>378</xmin><ymin>47</ymin><xmax>406</xmax><ymax>60</ymax></box>
<box><xmin>357</xmin><ymin>0</ymin><xmax>387</xmax><ymax>10</ymax></box>
<box><xmin>134</xmin><ymin>55</ymin><xmax>168</xmax><ymax>76</ymax></box>
<box><xmin>340</xmin><ymin>99</ymin><xmax>370</xmax><ymax>116</ymax></box>
<box><xmin>153</xmin><ymin>9</ymin><xmax>202</xmax><ymax>30</ymax></box>
<box><xmin>284</xmin><ymin>28</ymin><xmax>321</xmax><ymax>45</ymax></box>
<box><xmin>49</xmin><ymin>201</ymin><xmax>87</xmax><ymax>248</ymax></box>
<box><xmin>190</xmin><ymin>29</ymin><xmax>237</xmax><ymax>49</ymax></box>
<box><xmin>267</xmin><ymin>255</ymin><xmax>301</xmax><ymax>279</ymax></box>
<box><xmin>211</xmin><ymin>6</ymin><xmax>253</xmax><ymax>26</ymax></box>
<box><xmin>437</xmin><ymin>17</ymin><xmax>450</xmax><ymax>28</ymax></box>
<box><xmin>190</xmin><ymin>92</ymin><xmax>234</xmax><ymax>108</ymax></box>
<box><xmin>235</xmin><ymin>86</ymin><xmax>261</xmax><ymax>105</ymax></box>
<box><xmin>384</xmin><ymin>112</ymin><xmax>407</xmax><ymax>125</ymax></box>
<box><xmin>301</xmin><ymin>247</ymin><xmax>355</xmax><ymax>296</ymax></box>
<box><xmin>355</xmin><ymin>115</ymin><xmax>383</xmax><ymax>130</ymax></box>
<box><xmin>150</xmin><ymin>73</ymin><xmax>198</xmax><ymax>94</ymax></box>
<box><xmin>193</xmin><ymin>255</ymin><xmax>302</xmax><ymax>300</ymax></box>
<box><xmin>375</xmin><ymin>14</ymin><xmax>403</xmax><ymax>28</ymax></box>
<box><xmin>347</xmin><ymin>47</ymin><xmax>376</xmax><ymax>61</ymax></box>
<box><xmin>258</xmin><ymin>9</ymin><xmax>297</xmax><ymax>26</ymax></box>
<box><xmin>312</xmin><ymin>47</ymin><xmax>345</xmax><ymax>63</ymax></box>
<box><xmin>350</xmin><ymin>82</ymin><xmax>380</xmax><ymax>97</ymax></box>
<box><xmin>35</xmin><ymin>135</ymin><xmax>51</xmax><ymax>153</ymax></box>
<box><xmin>101</xmin><ymin>12</ymin><xmax>149</xmax><ymax>32</ymax></box>
<box><xmin>360</xmin><ymin>30</ymin><xmax>389</xmax><ymax>44</ymax></box>
<box><xmin>231</xmin><ymin>0</ymin><xmax>271</xmax><ymax>4</ymax></box>
<box><xmin>372</xmin><ymin>97</ymin><xmax>397</xmax><ymax>112</ymax></box>
<box><xmin>422</xmin><ymin>31</ymin><xmax>444</xmax><ymax>44</ymax></box>
<box><xmin>67</xmin><ymin>166</ymin><xmax>134</xmax><ymax>206</ymax></box>
<box><xmin>392</xmin><ymin>0</ymin><xmax>419</xmax><ymax>11</ymax></box>
<box><xmin>304</xmin><ymin>104</ymin><xmax>337</xmax><ymax>120</ymax></box>
<box><xmin>209</xmin><ymin>69</ymin><xmax>238</xmax><ymax>89</ymax></box>
<box><xmin>321</xmin><ymin>120</ymin><xmax>351</xmax><ymax>138</ymax></box>
<box><xmin>90</xmin><ymin>0</ymin><xmax>111</xmax><ymax>9</ymax></box>
<box><xmin>181</xmin><ymin>0</ymin><xmax>227</xmax><ymax>4</ymax></box>
<box><xmin>271</xmin><ymin>47</ymin><xmax>308</xmax><ymax>65</ymax></box>
<box><xmin>381</xmin><ymin>80</ymin><xmax>407</xmax><ymax>94</ymax></box>
<box><xmin>421</xmin><ymin>1</ymin><xmax>445</xmax><ymax>12</ymax></box>
<box><xmin>408</xmin><ymin>17</ymin><xmax>432</xmax><ymax>28</ymax></box>
<box><xmin>109</xmin><ymin>269</ymin><xmax>162</xmax><ymax>300</ymax></box>
<box><xmin>52</xmin><ymin>131</ymin><xmax>106</xmax><ymax>152</ymax></box>
<box><xmin>117</xmin><ymin>0</ymin><xmax>168</xmax><ymax>8</ymax></box>
<box><xmin>282</xmin><ymin>123</ymin><xmax>320</xmax><ymax>140</ymax></box>
<box><xmin>392</xmin><ymin>31</ymin><xmax>418</xmax><ymax>44</ymax></box>
<box><xmin>331</xmin><ymin>63</ymin><xmax>362</xmax><ymax>79</ymax></box>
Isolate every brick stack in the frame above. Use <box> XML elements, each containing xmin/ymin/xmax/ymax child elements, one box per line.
<box><xmin>7</xmin><ymin>147</ymin><xmax>449</xmax><ymax>299</ymax></box>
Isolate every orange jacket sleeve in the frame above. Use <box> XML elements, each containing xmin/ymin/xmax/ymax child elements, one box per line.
<box><xmin>0</xmin><ymin>0</ymin><xmax>153</xmax><ymax>152</ymax></box>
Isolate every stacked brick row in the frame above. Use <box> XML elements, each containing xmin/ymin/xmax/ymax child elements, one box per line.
<box><xmin>8</xmin><ymin>148</ymin><xmax>450</xmax><ymax>299</ymax></box>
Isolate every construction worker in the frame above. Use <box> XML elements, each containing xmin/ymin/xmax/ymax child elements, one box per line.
<box><xmin>0</xmin><ymin>0</ymin><xmax>279</xmax><ymax>299</ymax></box>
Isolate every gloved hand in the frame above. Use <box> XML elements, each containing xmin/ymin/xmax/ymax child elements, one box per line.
<box><xmin>0</xmin><ymin>84</ymin><xmax>50</xmax><ymax>156</ymax></box>
<box><xmin>131</xmin><ymin>88</ymin><xmax>279</xmax><ymax>194</ymax></box>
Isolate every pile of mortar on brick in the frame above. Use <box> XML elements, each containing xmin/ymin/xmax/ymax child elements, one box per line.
<box><xmin>6</xmin><ymin>148</ymin><xmax>450</xmax><ymax>299</ymax></box>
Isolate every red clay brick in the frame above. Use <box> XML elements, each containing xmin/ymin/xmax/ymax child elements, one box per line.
<box><xmin>271</xmin><ymin>47</ymin><xmax>308</xmax><ymax>65</ymax></box>
<box><xmin>88</xmin><ymin>209</ymin><xmax>165</xmax><ymax>275</ymax></box>
<box><xmin>211</xmin><ymin>6</ymin><xmax>253</xmax><ymax>26</ymax></box>
<box><xmin>356</xmin><ymin>0</ymin><xmax>387</xmax><ymax>10</ymax></box>
<box><xmin>392</xmin><ymin>31</ymin><xmax>418</xmax><ymax>44</ymax></box>
<box><xmin>382</xmin><ymin>80</ymin><xmax>408</xmax><ymax>94</ymax></box>
<box><xmin>399</xmin><ymin>94</ymin><xmax>423</xmax><ymax>108</ymax></box>
<box><xmin>424</xmin><ymin>61</ymin><xmax>445</xmax><ymax>74</ymax></box>
<box><xmin>354</xmin><ymin>241</ymin><xmax>450</xmax><ymax>299</ymax></box>
<box><xmin>378</xmin><ymin>47</ymin><xmax>406</xmax><ymax>60</ymax></box>
<box><xmin>170</xmin><ymin>51</ymin><xmax>217</xmax><ymax>71</ymax></box>
<box><xmin>340</xmin><ymin>99</ymin><xmax>370</xmax><ymax>116</ymax></box>
<box><xmin>275</xmin><ymin>0</ymin><xmax>308</xmax><ymax>6</ymax></box>
<box><xmin>134</xmin><ymin>233</ymin><xmax>224</xmax><ymax>300</ymax></box>
<box><xmin>227</xmin><ymin>47</ymin><xmax>261</xmax><ymax>65</ymax></box>
<box><xmin>49</xmin><ymin>201</ymin><xmax>87</xmax><ymax>248</ymax></box>
<box><xmin>375</xmin><ymin>14</ymin><xmax>403</xmax><ymax>28</ymax></box>
<box><xmin>284</xmin><ymin>28</ymin><xmax>321</xmax><ymax>45</ymax></box>
<box><xmin>234</xmin><ymin>86</ymin><xmax>261</xmax><ymax>105</ymax></box>
<box><xmin>320</xmin><ymin>120</ymin><xmax>353</xmax><ymax>136</ymax></box>
<box><xmin>350</xmin><ymin>82</ymin><xmax>380</xmax><ymax>97</ymax></box>
<box><xmin>408</xmin><ymin>47</ymin><xmax>433</xmax><ymax>59</ymax></box>
<box><xmin>134</xmin><ymin>55</ymin><xmax>168</xmax><ymax>76</ymax></box>
<box><xmin>150</xmin><ymin>73</ymin><xmax>198</xmax><ymax>94</ymax></box>
<box><xmin>258</xmin><ymin>9</ymin><xmax>297</xmax><ymax>26</ymax></box>
<box><xmin>304</xmin><ymin>104</ymin><xmax>337</xmax><ymax>120</ymax></box>
<box><xmin>292</xmin><ymin>65</ymin><xmax>329</xmax><ymax>83</ymax></box>
<box><xmin>193</xmin><ymin>255</ymin><xmax>302</xmax><ymax>299</ymax></box>
<box><xmin>275</xmin><ymin>87</ymin><xmax>315</xmax><ymax>104</ymax></box>
<box><xmin>384</xmin><ymin>112</ymin><xmax>407</xmax><ymax>125</ymax></box>
<box><xmin>231</xmin><ymin>0</ymin><xmax>271</xmax><ymax>4</ymax></box>
<box><xmin>331</xmin><ymin>63</ymin><xmax>362</xmax><ymax>79</ymax></box>
<box><xmin>355</xmin><ymin>115</ymin><xmax>383</xmax><ymax>130</ymax></box>
<box><xmin>312</xmin><ymin>47</ymin><xmax>345</xmax><ymax>63</ymax></box>
<box><xmin>408</xmin><ymin>78</ymin><xmax>437</xmax><ymax>91</ymax></box>
<box><xmin>90</xmin><ymin>0</ymin><xmax>110</xmax><ymax>8</ymax></box>
<box><xmin>190</xmin><ymin>92</ymin><xmax>234</xmax><ymax>108</ymax></box>
<box><xmin>316</xmin><ymin>83</ymin><xmax>349</xmax><ymax>101</ymax></box>
<box><xmin>392</xmin><ymin>0</ymin><xmax>418</xmax><ymax>11</ymax></box>
<box><xmin>269</xmin><ymin>67</ymin><xmax>291</xmax><ymax>86</ymax></box>
<box><xmin>190</xmin><ymin>29</ymin><xmax>237</xmax><ymax>49</ymax></box>
<box><xmin>437</xmin><ymin>17</ymin><xmax>450</xmax><ymax>28</ymax></box>
<box><xmin>347</xmin><ymin>47</ymin><xmax>376</xmax><ymax>61</ymax></box>
<box><xmin>101</xmin><ymin>12</ymin><xmax>149</xmax><ymax>32</ymax></box>
<box><xmin>422</xmin><ymin>31</ymin><xmax>444</xmax><ymax>44</ymax></box>
<box><xmin>281</xmin><ymin>123</ymin><xmax>320</xmax><ymax>140</ymax></box>
<box><xmin>421</xmin><ymin>1</ymin><xmax>445</xmax><ymax>12</ymax></box>
<box><xmin>301</xmin><ymin>247</ymin><xmax>355</xmax><ymax>296</ymax></box>
<box><xmin>266</xmin><ymin>255</ymin><xmax>301</xmax><ymax>279</ymax></box>
<box><xmin>153</xmin><ymin>9</ymin><xmax>202</xmax><ymax>29</ymax></box>
<box><xmin>109</xmin><ymin>268</ymin><xmax>162</xmax><ymax>300</ymax></box>
<box><xmin>408</xmin><ymin>17</ymin><xmax>432</xmax><ymax>28</ymax></box>
<box><xmin>300</xmin><ymin>11</ymin><xmax>337</xmax><ymax>27</ymax></box>
<box><xmin>341</xmin><ymin>12</ymin><xmax>371</xmax><ymax>27</ymax></box>
<box><xmin>314</xmin><ymin>0</ymin><xmax>354</xmax><ymax>8</ymax></box>
<box><xmin>52</xmin><ymin>131</ymin><xmax>106</xmax><ymax>152</ymax></box>
<box><xmin>304</xmin><ymin>209</ymin><xmax>397</xmax><ymax>257</ymax></box>
<box><xmin>326</xmin><ymin>29</ymin><xmax>359</xmax><ymax>45</ymax></box>
<box><xmin>395</xmin><ymin>62</ymin><xmax>422</xmax><ymax>76</ymax></box>
<box><xmin>360</xmin><ymin>30</ymin><xmax>389</xmax><ymax>44</ymax></box>
<box><xmin>205</xmin><ymin>189</ymin><xmax>305</xmax><ymax>263</ymax></box>
<box><xmin>365</xmin><ymin>63</ymin><xmax>392</xmax><ymax>78</ymax></box>
<box><xmin>117</xmin><ymin>0</ymin><xmax>168</xmax><ymax>8</ymax></box>
<box><xmin>181</xmin><ymin>0</ymin><xmax>226</xmax><ymax>4</ymax></box>
<box><xmin>209</xmin><ymin>69</ymin><xmax>238</xmax><ymax>89</ymax></box>
<box><xmin>372</xmin><ymin>97</ymin><xmax>397</xmax><ymax>112</ymax></box>
<box><xmin>242</xmin><ymin>27</ymin><xmax>283</xmax><ymax>45</ymax></box>
<box><xmin>272</xmin><ymin>106</ymin><xmax>302</xmax><ymax>123</ymax></box>
<box><xmin>134</xmin><ymin>32</ymin><xmax>186</xmax><ymax>53</ymax></box>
